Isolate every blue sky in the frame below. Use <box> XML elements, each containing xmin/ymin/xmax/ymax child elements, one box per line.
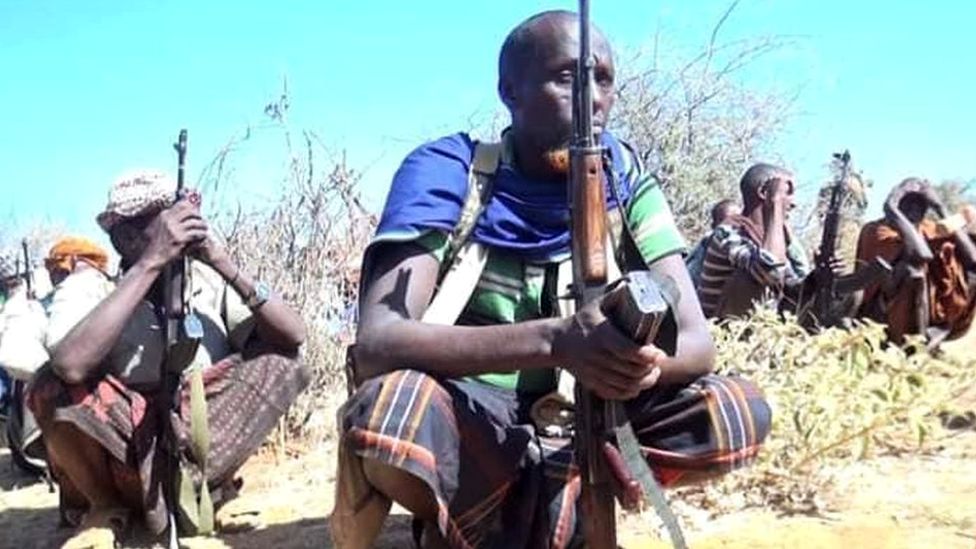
<box><xmin>1</xmin><ymin>0</ymin><xmax>973</xmax><ymax>245</ymax></box>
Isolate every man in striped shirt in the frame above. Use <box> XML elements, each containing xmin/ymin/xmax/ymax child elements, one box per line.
<box><xmin>694</xmin><ymin>163</ymin><xmax>810</xmax><ymax>318</ymax></box>
<box><xmin>333</xmin><ymin>12</ymin><xmax>771</xmax><ymax>548</ymax></box>
<box><xmin>685</xmin><ymin>199</ymin><xmax>739</xmax><ymax>283</ymax></box>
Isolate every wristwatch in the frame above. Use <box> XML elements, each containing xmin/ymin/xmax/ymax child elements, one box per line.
<box><xmin>246</xmin><ymin>281</ymin><xmax>272</xmax><ymax>309</ymax></box>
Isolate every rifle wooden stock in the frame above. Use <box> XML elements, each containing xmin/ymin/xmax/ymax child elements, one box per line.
<box><xmin>571</xmin><ymin>151</ymin><xmax>608</xmax><ymax>284</ymax></box>
<box><xmin>570</xmin><ymin>1</ymin><xmax>621</xmax><ymax>546</ymax></box>
<box><xmin>577</xmin><ymin>389</ymin><xmax>617</xmax><ymax>547</ymax></box>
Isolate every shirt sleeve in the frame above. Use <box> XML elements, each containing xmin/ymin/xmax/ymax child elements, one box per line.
<box><xmin>711</xmin><ymin>224</ymin><xmax>788</xmax><ymax>288</ymax></box>
<box><xmin>45</xmin><ymin>269</ymin><xmax>113</xmax><ymax>352</ymax></box>
<box><xmin>626</xmin><ymin>173</ymin><xmax>686</xmax><ymax>264</ymax></box>
<box><xmin>223</xmin><ymin>283</ymin><xmax>255</xmax><ymax>352</ymax></box>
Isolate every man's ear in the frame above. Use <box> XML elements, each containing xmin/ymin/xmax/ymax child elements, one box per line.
<box><xmin>498</xmin><ymin>78</ymin><xmax>517</xmax><ymax>110</ymax></box>
<box><xmin>755</xmin><ymin>182</ymin><xmax>768</xmax><ymax>202</ymax></box>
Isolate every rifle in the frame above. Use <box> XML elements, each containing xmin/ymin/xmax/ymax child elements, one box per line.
<box><xmin>800</xmin><ymin>151</ymin><xmax>891</xmax><ymax>328</ymax></box>
<box><xmin>569</xmin><ymin>3</ymin><xmax>686</xmax><ymax>547</ymax></box>
<box><xmin>20</xmin><ymin>239</ymin><xmax>34</xmax><ymax>299</ymax></box>
<box><xmin>162</xmin><ymin>129</ymin><xmax>206</xmax><ymax>547</ymax></box>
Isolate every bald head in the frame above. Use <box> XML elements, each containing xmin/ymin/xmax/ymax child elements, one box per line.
<box><xmin>740</xmin><ymin>163</ymin><xmax>792</xmax><ymax>209</ymax></box>
<box><xmin>711</xmin><ymin>199</ymin><xmax>739</xmax><ymax>228</ymax></box>
<box><xmin>498</xmin><ymin>11</ymin><xmax>611</xmax><ymax>87</ymax></box>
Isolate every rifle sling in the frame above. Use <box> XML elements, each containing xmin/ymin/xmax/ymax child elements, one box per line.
<box><xmin>612</xmin><ymin>406</ymin><xmax>688</xmax><ymax>549</ymax></box>
<box><xmin>163</xmin><ymin>327</ymin><xmax>215</xmax><ymax>536</ymax></box>
<box><xmin>606</xmin><ymin>167</ymin><xmax>687</xmax><ymax>549</ymax></box>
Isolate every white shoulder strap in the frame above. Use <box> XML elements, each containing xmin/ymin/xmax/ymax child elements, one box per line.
<box><xmin>422</xmin><ymin>241</ymin><xmax>488</xmax><ymax>325</ymax></box>
<box><xmin>424</xmin><ymin>141</ymin><xmax>502</xmax><ymax>325</ymax></box>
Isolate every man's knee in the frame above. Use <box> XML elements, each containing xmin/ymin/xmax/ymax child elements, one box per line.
<box><xmin>362</xmin><ymin>458</ymin><xmax>439</xmax><ymax>520</ymax></box>
<box><xmin>340</xmin><ymin>369</ymin><xmax>447</xmax><ymax>521</ymax></box>
<box><xmin>701</xmin><ymin>374</ymin><xmax>772</xmax><ymax>447</ymax></box>
<box><xmin>343</xmin><ymin>369</ymin><xmax>444</xmax><ymax>427</ymax></box>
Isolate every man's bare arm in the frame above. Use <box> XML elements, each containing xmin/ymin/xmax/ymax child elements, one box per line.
<box><xmin>353</xmin><ymin>241</ymin><xmax>663</xmax><ymax>400</ymax></box>
<box><xmin>50</xmin><ymin>261</ymin><xmax>163</xmax><ymax>384</ymax></box>
<box><xmin>50</xmin><ymin>201</ymin><xmax>208</xmax><ymax>384</ymax></box>
<box><xmin>646</xmin><ymin>253</ymin><xmax>716</xmax><ymax>386</ymax></box>
<box><xmin>884</xmin><ymin>187</ymin><xmax>934</xmax><ymax>264</ymax></box>
<box><xmin>760</xmin><ymin>179</ymin><xmax>789</xmax><ymax>264</ymax></box>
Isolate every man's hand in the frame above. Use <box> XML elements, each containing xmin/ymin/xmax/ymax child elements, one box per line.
<box><xmin>140</xmin><ymin>200</ymin><xmax>208</xmax><ymax>270</ymax></box>
<box><xmin>191</xmin><ymin>235</ymin><xmax>231</xmax><ymax>270</ymax></box>
<box><xmin>762</xmin><ymin>178</ymin><xmax>793</xmax><ymax>210</ymax></box>
<box><xmin>919</xmin><ymin>185</ymin><xmax>947</xmax><ymax>218</ymax></box>
<box><xmin>553</xmin><ymin>289</ymin><xmax>664</xmax><ymax>401</ymax></box>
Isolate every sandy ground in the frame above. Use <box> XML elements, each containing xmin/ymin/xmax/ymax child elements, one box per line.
<box><xmin>3</xmin><ymin>327</ymin><xmax>975</xmax><ymax>548</ymax></box>
<box><xmin>2</xmin><ymin>422</ymin><xmax>975</xmax><ymax>549</ymax></box>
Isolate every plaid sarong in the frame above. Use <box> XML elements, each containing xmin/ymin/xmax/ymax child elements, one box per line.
<box><xmin>337</xmin><ymin>370</ymin><xmax>771</xmax><ymax>549</ymax></box>
<box><xmin>27</xmin><ymin>348</ymin><xmax>309</xmax><ymax>534</ymax></box>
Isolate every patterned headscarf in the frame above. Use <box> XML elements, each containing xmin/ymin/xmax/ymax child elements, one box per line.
<box><xmin>96</xmin><ymin>170</ymin><xmax>177</xmax><ymax>232</ymax></box>
<box><xmin>45</xmin><ymin>237</ymin><xmax>110</xmax><ymax>273</ymax></box>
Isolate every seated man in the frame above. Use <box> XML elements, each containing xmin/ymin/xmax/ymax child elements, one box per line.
<box><xmin>0</xmin><ymin>237</ymin><xmax>110</xmax><ymax>478</ymax></box>
<box><xmin>44</xmin><ymin>236</ymin><xmax>112</xmax><ymax>288</ymax></box>
<box><xmin>685</xmin><ymin>199</ymin><xmax>738</xmax><ymax>282</ymax></box>
<box><xmin>332</xmin><ymin>11</ymin><xmax>771</xmax><ymax>549</ymax></box>
<box><xmin>0</xmin><ymin>237</ymin><xmax>111</xmax><ymax>478</ymax></box>
<box><xmin>856</xmin><ymin>178</ymin><xmax>976</xmax><ymax>344</ymax></box>
<box><xmin>0</xmin><ymin>257</ymin><xmax>22</xmax><ymax>419</ymax></box>
<box><xmin>694</xmin><ymin>163</ymin><xmax>810</xmax><ymax>318</ymax></box>
<box><xmin>27</xmin><ymin>171</ymin><xmax>309</xmax><ymax>546</ymax></box>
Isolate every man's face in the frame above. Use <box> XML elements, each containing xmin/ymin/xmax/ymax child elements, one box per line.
<box><xmin>110</xmin><ymin>212</ymin><xmax>156</xmax><ymax>266</ymax></box>
<box><xmin>760</xmin><ymin>171</ymin><xmax>797</xmax><ymax>217</ymax></box>
<box><xmin>899</xmin><ymin>193</ymin><xmax>928</xmax><ymax>224</ymax></box>
<box><xmin>504</xmin><ymin>18</ymin><xmax>615</xmax><ymax>156</ymax></box>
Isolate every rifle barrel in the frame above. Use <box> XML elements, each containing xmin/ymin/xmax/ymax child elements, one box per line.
<box><xmin>21</xmin><ymin>239</ymin><xmax>32</xmax><ymax>295</ymax></box>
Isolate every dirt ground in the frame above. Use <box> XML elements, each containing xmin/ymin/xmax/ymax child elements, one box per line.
<box><xmin>3</xmin><ymin>328</ymin><xmax>976</xmax><ymax>549</ymax></box>
<box><xmin>2</xmin><ymin>419</ymin><xmax>975</xmax><ymax>549</ymax></box>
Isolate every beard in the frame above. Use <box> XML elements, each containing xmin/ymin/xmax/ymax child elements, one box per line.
<box><xmin>541</xmin><ymin>147</ymin><xmax>571</xmax><ymax>176</ymax></box>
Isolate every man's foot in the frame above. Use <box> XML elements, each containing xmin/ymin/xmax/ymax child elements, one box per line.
<box><xmin>61</xmin><ymin>507</ymin><xmax>129</xmax><ymax>549</ymax></box>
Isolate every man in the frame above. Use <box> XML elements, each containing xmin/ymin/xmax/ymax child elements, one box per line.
<box><xmin>0</xmin><ymin>237</ymin><xmax>111</xmax><ymax>478</ymax></box>
<box><xmin>27</xmin><ymin>171</ymin><xmax>309</xmax><ymax>546</ymax></box>
<box><xmin>685</xmin><ymin>199</ymin><xmax>738</xmax><ymax>282</ymax></box>
<box><xmin>44</xmin><ymin>236</ymin><xmax>111</xmax><ymax>288</ymax></box>
<box><xmin>856</xmin><ymin>178</ymin><xmax>976</xmax><ymax>344</ymax></box>
<box><xmin>694</xmin><ymin>163</ymin><xmax>811</xmax><ymax>319</ymax></box>
<box><xmin>0</xmin><ymin>256</ymin><xmax>20</xmax><ymax>420</ymax></box>
<box><xmin>332</xmin><ymin>11</ymin><xmax>771</xmax><ymax>549</ymax></box>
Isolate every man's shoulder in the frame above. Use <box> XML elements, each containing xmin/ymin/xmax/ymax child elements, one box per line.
<box><xmin>56</xmin><ymin>267</ymin><xmax>113</xmax><ymax>296</ymax></box>
<box><xmin>401</xmin><ymin>132</ymin><xmax>477</xmax><ymax>169</ymax></box>
<box><xmin>710</xmin><ymin>223</ymin><xmax>751</xmax><ymax>245</ymax></box>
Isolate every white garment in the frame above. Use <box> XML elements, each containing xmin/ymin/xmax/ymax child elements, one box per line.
<box><xmin>0</xmin><ymin>287</ymin><xmax>50</xmax><ymax>380</ymax></box>
<box><xmin>45</xmin><ymin>262</ymin><xmax>254</xmax><ymax>387</ymax></box>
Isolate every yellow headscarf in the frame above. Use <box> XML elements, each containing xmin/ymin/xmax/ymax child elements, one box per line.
<box><xmin>45</xmin><ymin>237</ymin><xmax>109</xmax><ymax>274</ymax></box>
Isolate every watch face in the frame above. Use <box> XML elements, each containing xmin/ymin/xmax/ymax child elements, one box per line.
<box><xmin>255</xmin><ymin>281</ymin><xmax>271</xmax><ymax>301</ymax></box>
<box><xmin>250</xmin><ymin>281</ymin><xmax>271</xmax><ymax>307</ymax></box>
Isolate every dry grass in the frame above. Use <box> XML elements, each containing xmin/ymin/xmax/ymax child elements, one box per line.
<box><xmin>667</xmin><ymin>307</ymin><xmax>976</xmax><ymax>519</ymax></box>
<box><xmin>204</xmin><ymin>89</ymin><xmax>376</xmax><ymax>446</ymax></box>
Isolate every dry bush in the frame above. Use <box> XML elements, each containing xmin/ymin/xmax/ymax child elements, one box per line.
<box><xmin>203</xmin><ymin>88</ymin><xmax>376</xmax><ymax>446</ymax></box>
<box><xmin>611</xmin><ymin>1</ymin><xmax>796</xmax><ymax>241</ymax></box>
<box><xmin>0</xmin><ymin>223</ymin><xmax>72</xmax><ymax>298</ymax></box>
<box><xmin>665</xmin><ymin>307</ymin><xmax>976</xmax><ymax>519</ymax></box>
<box><xmin>934</xmin><ymin>178</ymin><xmax>976</xmax><ymax>214</ymax></box>
<box><xmin>795</xmin><ymin>159</ymin><xmax>872</xmax><ymax>266</ymax></box>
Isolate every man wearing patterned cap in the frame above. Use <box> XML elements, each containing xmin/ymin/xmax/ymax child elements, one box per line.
<box><xmin>27</xmin><ymin>170</ymin><xmax>310</xmax><ymax>546</ymax></box>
